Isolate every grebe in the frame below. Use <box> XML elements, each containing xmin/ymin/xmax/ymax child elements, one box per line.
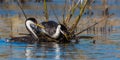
<box><xmin>25</xmin><ymin>18</ymin><xmax>69</xmax><ymax>42</ymax></box>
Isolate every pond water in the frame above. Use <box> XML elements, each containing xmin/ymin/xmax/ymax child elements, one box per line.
<box><xmin>0</xmin><ymin>33</ymin><xmax>120</xmax><ymax>60</ymax></box>
<box><xmin>0</xmin><ymin>0</ymin><xmax>120</xmax><ymax>60</ymax></box>
<box><xmin>0</xmin><ymin>0</ymin><xmax>120</xmax><ymax>18</ymax></box>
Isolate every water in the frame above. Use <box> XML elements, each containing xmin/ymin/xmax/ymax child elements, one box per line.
<box><xmin>0</xmin><ymin>34</ymin><xmax>120</xmax><ymax>60</ymax></box>
<box><xmin>0</xmin><ymin>0</ymin><xmax>120</xmax><ymax>60</ymax></box>
<box><xmin>0</xmin><ymin>0</ymin><xmax>120</xmax><ymax>17</ymax></box>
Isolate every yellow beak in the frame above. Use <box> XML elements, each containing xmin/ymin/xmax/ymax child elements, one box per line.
<box><xmin>60</xmin><ymin>30</ymin><xmax>69</xmax><ymax>40</ymax></box>
<box><xmin>35</xmin><ymin>24</ymin><xmax>45</xmax><ymax>29</ymax></box>
<box><xmin>63</xmin><ymin>33</ymin><xmax>69</xmax><ymax>40</ymax></box>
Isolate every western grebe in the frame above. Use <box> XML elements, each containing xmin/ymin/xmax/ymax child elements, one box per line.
<box><xmin>9</xmin><ymin>17</ymin><xmax>70</xmax><ymax>43</ymax></box>
<box><xmin>25</xmin><ymin>18</ymin><xmax>69</xmax><ymax>42</ymax></box>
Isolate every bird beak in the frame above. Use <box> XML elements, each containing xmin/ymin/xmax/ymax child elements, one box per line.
<box><xmin>63</xmin><ymin>33</ymin><xmax>69</xmax><ymax>40</ymax></box>
<box><xmin>60</xmin><ymin>30</ymin><xmax>69</xmax><ymax>40</ymax></box>
<box><xmin>35</xmin><ymin>24</ymin><xmax>45</xmax><ymax>29</ymax></box>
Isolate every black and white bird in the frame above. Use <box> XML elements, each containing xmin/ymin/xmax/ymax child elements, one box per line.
<box><xmin>25</xmin><ymin>17</ymin><xmax>69</xmax><ymax>42</ymax></box>
<box><xmin>8</xmin><ymin>18</ymin><xmax>70</xmax><ymax>43</ymax></box>
<box><xmin>25</xmin><ymin>18</ymin><xmax>39</xmax><ymax>40</ymax></box>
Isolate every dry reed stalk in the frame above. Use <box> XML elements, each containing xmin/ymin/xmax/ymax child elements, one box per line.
<box><xmin>10</xmin><ymin>18</ymin><xmax>13</xmax><ymax>37</ymax></box>
<box><xmin>62</xmin><ymin>0</ymin><xmax>67</xmax><ymax>23</ymax></box>
<box><xmin>43</xmin><ymin>0</ymin><xmax>49</xmax><ymax>22</ymax></box>
<box><xmin>63</xmin><ymin>0</ymin><xmax>81</xmax><ymax>26</ymax></box>
<box><xmin>50</xmin><ymin>4</ymin><xmax>60</xmax><ymax>23</ymax></box>
<box><xmin>17</xmin><ymin>0</ymin><xmax>27</xmax><ymax>19</ymax></box>
<box><xmin>70</xmin><ymin>0</ymin><xmax>88</xmax><ymax>33</ymax></box>
<box><xmin>19</xmin><ymin>33</ymin><xmax>30</xmax><ymax>35</ymax></box>
<box><xmin>75</xmin><ymin>15</ymin><xmax>111</xmax><ymax>35</ymax></box>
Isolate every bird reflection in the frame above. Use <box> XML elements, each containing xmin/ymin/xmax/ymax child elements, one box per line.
<box><xmin>53</xmin><ymin>43</ymin><xmax>60</xmax><ymax>60</ymax></box>
<box><xmin>25</xmin><ymin>42</ymin><xmax>61</xmax><ymax>60</ymax></box>
<box><xmin>25</xmin><ymin>44</ymin><xmax>36</xmax><ymax>60</ymax></box>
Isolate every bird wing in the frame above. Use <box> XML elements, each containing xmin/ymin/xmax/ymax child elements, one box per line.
<box><xmin>41</xmin><ymin>21</ymin><xmax>58</xmax><ymax>35</ymax></box>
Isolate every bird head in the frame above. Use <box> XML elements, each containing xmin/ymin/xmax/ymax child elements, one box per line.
<box><xmin>25</xmin><ymin>17</ymin><xmax>39</xmax><ymax>40</ymax></box>
<box><xmin>26</xmin><ymin>18</ymin><xmax>38</xmax><ymax>24</ymax></box>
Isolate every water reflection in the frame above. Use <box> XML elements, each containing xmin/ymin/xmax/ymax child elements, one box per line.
<box><xmin>53</xmin><ymin>43</ymin><xmax>60</xmax><ymax>60</ymax></box>
<box><xmin>1</xmin><ymin>37</ymin><xmax>120</xmax><ymax>60</ymax></box>
<box><xmin>25</xmin><ymin>43</ymin><xmax>61</xmax><ymax>60</ymax></box>
<box><xmin>25</xmin><ymin>44</ymin><xmax>36</xmax><ymax>60</ymax></box>
<box><xmin>24</xmin><ymin>42</ymin><xmax>84</xmax><ymax>60</ymax></box>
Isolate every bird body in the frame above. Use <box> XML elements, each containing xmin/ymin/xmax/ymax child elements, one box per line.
<box><xmin>25</xmin><ymin>18</ymin><xmax>69</xmax><ymax>42</ymax></box>
<box><xmin>9</xmin><ymin>18</ymin><xmax>70</xmax><ymax>43</ymax></box>
<box><xmin>40</xmin><ymin>21</ymin><xmax>61</xmax><ymax>39</ymax></box>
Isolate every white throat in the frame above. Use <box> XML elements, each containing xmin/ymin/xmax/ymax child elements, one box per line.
<box><xmin>26</xmin><ymin>20</ymin><xmax>38</xmax><ymax>39</ymax></box>
<box><xmin>51</xmin><ymin>25</ymin><xmax>61</xmax><ymax>39</ymax></box>
<box><xmin>41</xmin><ymin>25</ymin><xmax>61</xmax><ymax>39</ymax></box>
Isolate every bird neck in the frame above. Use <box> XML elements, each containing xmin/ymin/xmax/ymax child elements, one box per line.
<box><xmin>51</xmin><ymin>25</ymin><xmax>61</xmax><ymax>39</ymax></box>
<box><xmin>26</xmin><ymin>20</ymin><xmax>38</xmax><ymax>39</ymax></box>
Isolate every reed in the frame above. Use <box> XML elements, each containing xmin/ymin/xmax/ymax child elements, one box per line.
<box><xmin>64</xmin><ymin>0</ymin><xmax>81</xmax><ymax>27</ymax></box>
<box><xmin>70</xmin><ymin>0</ymin><xmax>88</xmax><ymax>33</ymax></box>
<box><xmin>50</xmin><ymin>4</ymin><xmax>59</xmax><ymax>23</ymax></box>
<box><xmin>62</xmin><ymin>0</ymin><xmax>67</xmax><ymax>23</ymax></box>
<box><xmin>17</xmin><ymin>0</ymin><xmax>27</xmax><ymax>19</ymax></box>
<box><xmin>43</xmin><ymin>0</ymin><xmax>49</xmax><ymax>22</ymax></box>
<box><xmin>10</xmin><ymin>18</ymin><xmax>13</xmax><ymax>37</ymax></box>
<box><xmin>75</xmin><ymin>16</ymin><xmax>108</xmax><ymax>35</ymax></box>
